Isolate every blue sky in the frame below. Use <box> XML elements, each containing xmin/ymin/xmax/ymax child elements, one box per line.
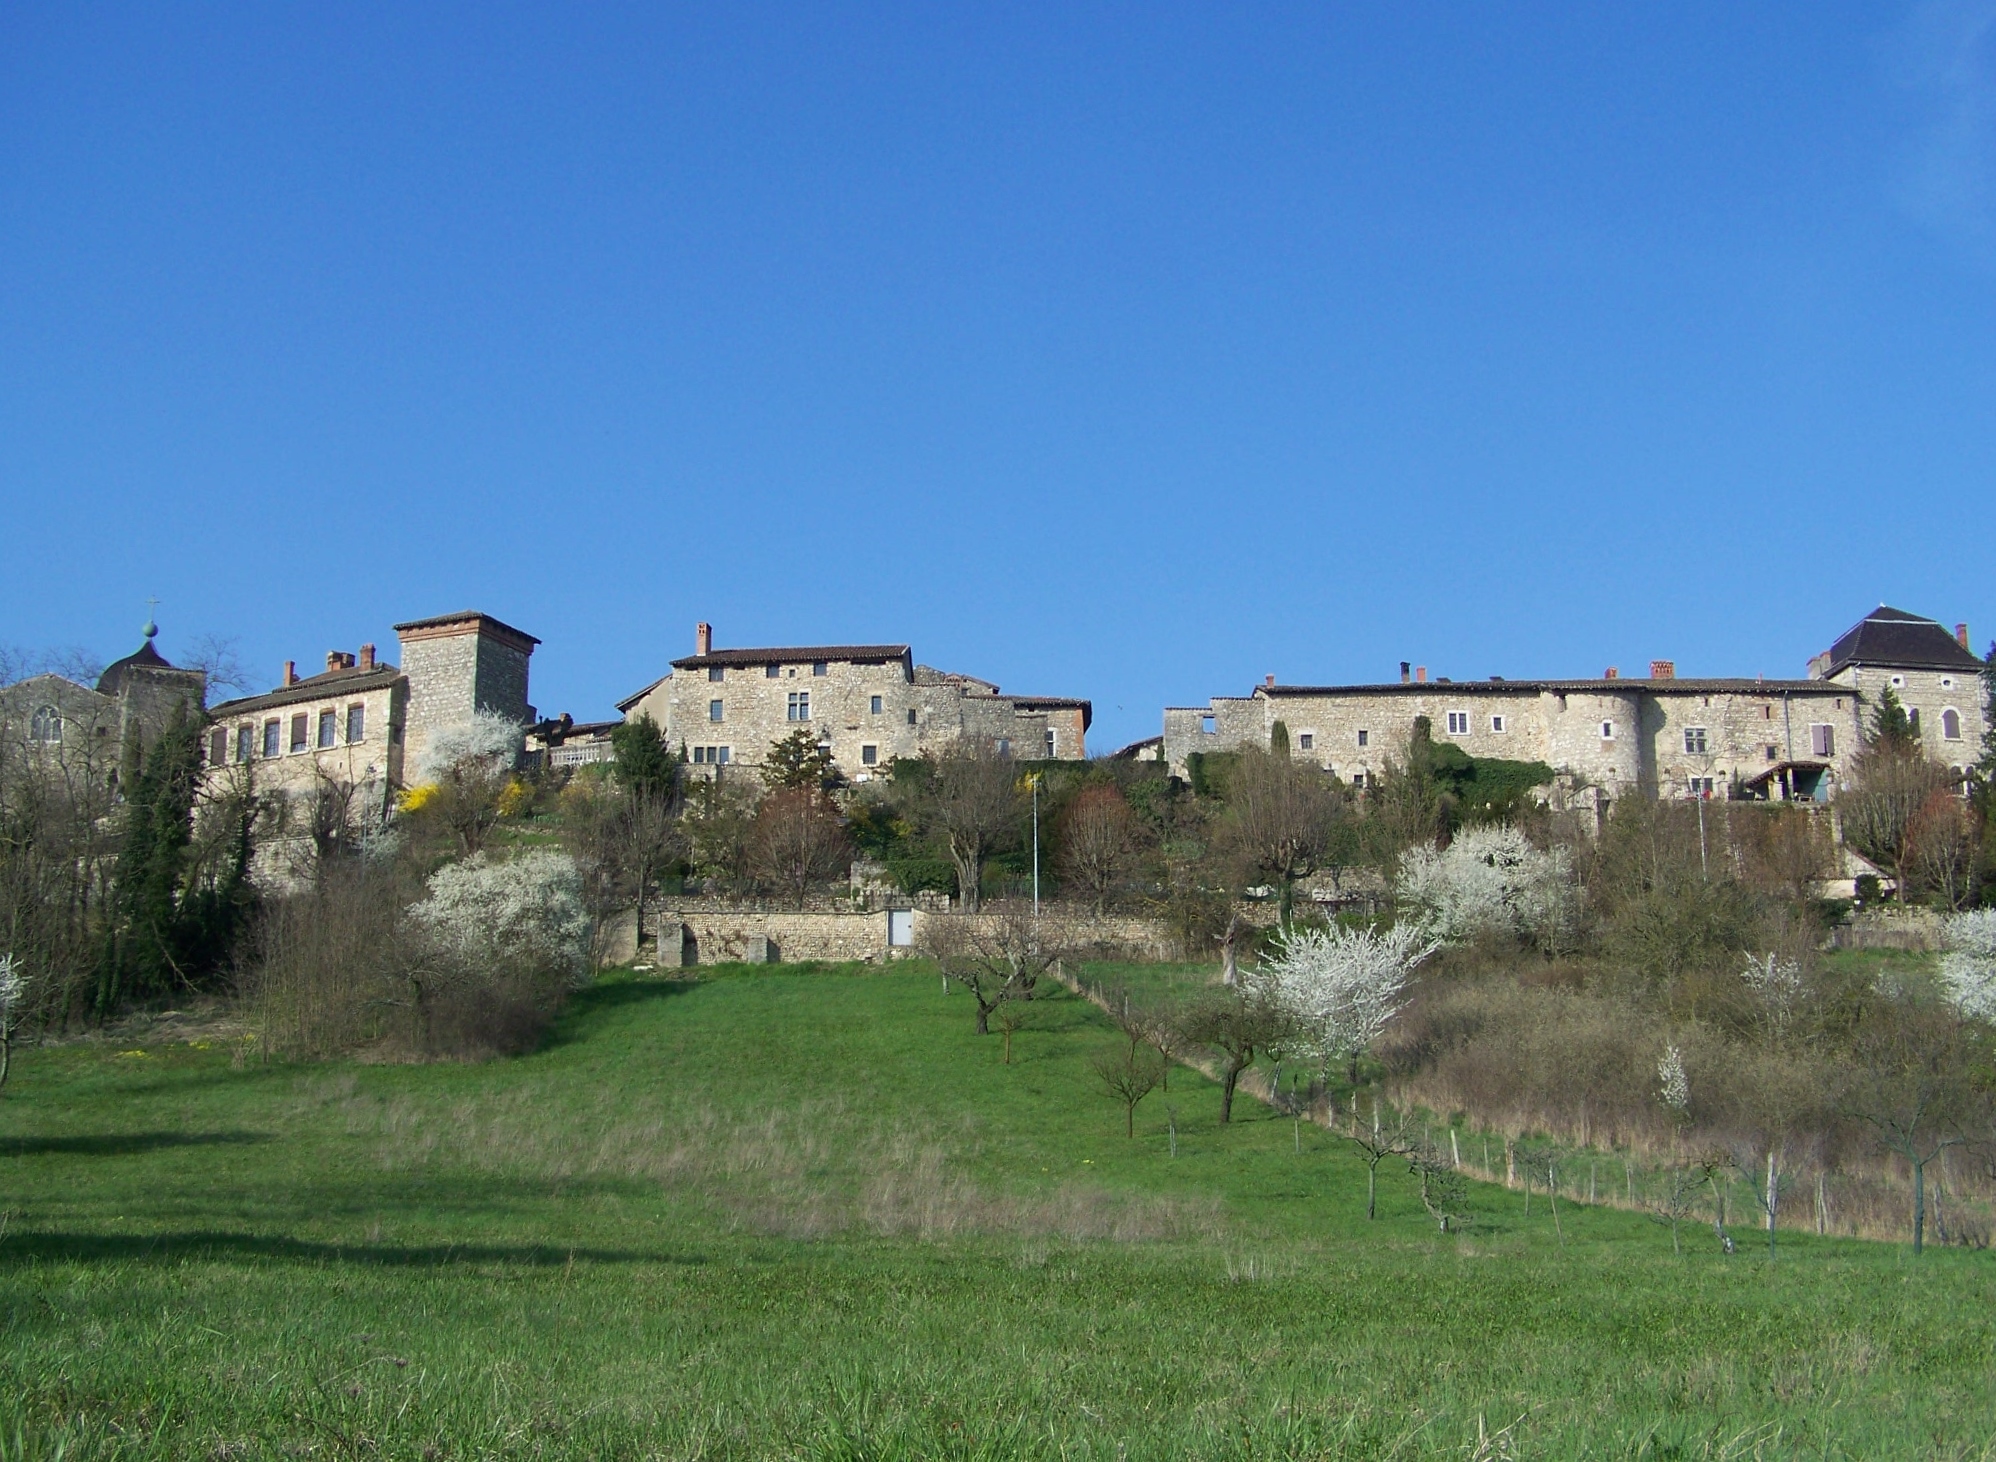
<box><xmin>3</xmin><ymin>4</ymin><xmax>1993</xmax><ymax>753</ymax></box>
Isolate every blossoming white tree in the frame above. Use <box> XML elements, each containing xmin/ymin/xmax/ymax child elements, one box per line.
<box><xmin>1394</xmin><ymin>825</ymin><xmax>1576</xmax><ymax>951</ymax></box>
<box><xmin>1254</xmin><ymin>924</ymin><xmax>1440</xmax><ymax>1084</ymax></box>
<box><xmin>1939</xmin><ymin>909</ymin><xmax>1996</xmax><ymax>1022</ymax></box>
<box><xmin>0</xmin><ymin>953</ymin><xmax>24</xmax><ymax>1093</ymax></box>
<box><xmin>408</xmin><ymin>848</ymin><xmax>591</xmax><ymax>989</ymax></box>
<box><xmin>413</xmin><ymin>709</ymin><xmax>524</xmax><ymax>785</ymax></box>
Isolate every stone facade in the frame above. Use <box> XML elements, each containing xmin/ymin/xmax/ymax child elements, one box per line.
<box><xmin>1166</xmin><ymin>674</ymin><xmax>1857</xmax><ymax>802</ymax></box>
<box><xmin>1808</xmin><ymin>607</ymin><xmax>1986</xmax><ymax>775</ymax></box>
<box><xmin>394</xmin><ymin>611</ymin><xmax>539</xmax><ymax>776</ymax></box>
<box><xmin>616</xmin><ymin>623</ymin><xmax>1091</xmax><ymax>782</ymax></box>
<box><xmin>0</xmin><ymin>626</ymin><xmax>207</xmax><ymax>796</ymax></box>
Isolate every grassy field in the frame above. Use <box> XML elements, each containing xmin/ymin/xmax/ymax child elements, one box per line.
<box><xmin>3</xmin><ymin>963</ymin><xmax>1994</xmax><ymax>1460</ymax></box>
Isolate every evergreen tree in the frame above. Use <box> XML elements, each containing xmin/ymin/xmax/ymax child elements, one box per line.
<box><xmin>1269</xmin><ymin>720</ymin><xmax>1290</xmax><ymax>757</ymax></box>
<box><xmin>1979</xmin><ymin>643</ymin><xmax>1996</xmax><ymax>787</ymax></box>
<box><xmin>1868</xmin><ymin>686</ymin><xmax>1920</xmax><ymax>756</ymax></box>
<box><xmin>763</xmin><ymin>727</ymin><xmax>842</xmax><ymax>791</ymax></box>
<box><xmin>610</xmin><ymin>714</ymin><xmax>679</xmax><ymax>801</ymax></box>
<box><xmin>102</xmin><ymin>702</ymin><xmax>204</xmax><ymax>1012</ymax></box>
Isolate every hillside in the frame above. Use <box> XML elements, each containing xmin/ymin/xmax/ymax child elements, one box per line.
<box><xmin>3</xmin><ymin>963</ymin><xmax>1994</xmax><ymax>1459</ymax></box>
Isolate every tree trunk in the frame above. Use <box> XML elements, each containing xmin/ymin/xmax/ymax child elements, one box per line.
<box><xmin>1766</xmin><ymin>1149</ymin><xmax>1778</xmax><ymax>1260</ymax></box>
<box><xmin>1125</xmin><ymin>1103</ymin><xmax>1135</xmax><ymax>1139</ymax></box>
<box><xmin>1913</xmin><ymin>1158</ymin><xmax>1926</xmax><ymax>1255</ymax></box>
<box><xmin>1219</xmin><ymin>920</ymin><xmax>1239</xmax><ymax>987</ymax></box>
<box><xmin>0</xmin><ymin>1031</ymin><xmax>10</xmax><ymax>1094</ymax></box>
<box><xmin>1366</xmin><ymin>1161</ymin><xmax>1377</xmax><ymax>1220</ymax></box>
<box><xmin>1220</xmin><ymin>1062</ymin><xmax>1241</xmax><ymax>1123</ymax></box>
<box><xmin>1002</xmin><ymin>1026</ymin><xmax>1012</xmax><ymax>1065</ymax></box>
<box><xmin>974</xmin><ymin>1003</ymin><xmax>991</xmax><ymax>1036</ymax></box>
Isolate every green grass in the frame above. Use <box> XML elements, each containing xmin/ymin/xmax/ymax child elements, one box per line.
<box><xmin>2</xmin><ymin>963</ymin><xmax>1994</xmax><ymax>1459</ymax></box>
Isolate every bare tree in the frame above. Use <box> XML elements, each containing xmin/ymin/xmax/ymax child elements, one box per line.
<box><xmin>1408</xmin><ymin>1138</ymin><xmax>1470</xmax><ymax>1233</ymax></box>
<box><xmin>1845</xmin><ymin>1006</ymin><xmax>1985</xmax><ymax>1254</ymax></box>
<box><xmin>1339</xmin><ymin>1094</ymin><xmax>1423</xmax><ymax>1220</ymax></box>
<box><xmin>914</xmin><ymin>743</ymin><xmax>1021</xmax><ymax>912</ymax></box>
<box><xmin>1839</xmin><ymin>748</ymin><xmax>1956</xmax><ymax>898</ymax></box>
<box><xmin>1179</xmin><ymin>981</ymin><xmax>1294</xmax><ymax>1124</ymax></box>
<box><xmin>750</xmin><ymin>787</ymin><xmax>852</xmax><ymax>907</ymax></box>
<box><xmin>1214</xmin><ymin>748</ymin><xmax>1346</xmax><ymax>926</ymax></box>
<box><xmin>920</xmin><ymin>908</ymin><xmax>1073</xmax><ymax>1036</ymax></box>
<box><xmin>685</xmin><ymin>775</ymin><xmax>761</xmax><ymax>897</ymax></box>
<box><xmin>1645</xmin><ymin>1163</ymin><xmax>1709</xmax><ymax>1256</ymax></box>
<box><xmin>1057</xmin><ymin>784</ymin><xmax>1145</xmax><ymax>913</ymax></box>
<box><xmin>1091</xmin><ymin>1043</ymin><xmax>1166</xmax><ymax>1137</ymax></box>
<box><xmin>1904</xmin><ymin>790</ymin><xmax>1977</xmax><ymax>910</ymax></box>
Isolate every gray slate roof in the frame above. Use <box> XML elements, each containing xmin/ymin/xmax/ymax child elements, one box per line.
<box><xmin>1824</xmin><ymin>606</ymin><xmax>1981</xmax><ymax>676</ymax></box>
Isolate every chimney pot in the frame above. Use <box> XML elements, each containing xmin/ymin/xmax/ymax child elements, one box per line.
<box><xmin>696</xmin><ymin>621</ymin><xmax>713</xmax><ymax>656</ymax></box>
<box><xmin>1604</xmin><ymin>667</ymin><xmax>1619</xmax><ymax>679</ymax></box>
<box><xmin>1414</xmin><ymin>666</ymin><xmax>1427</xmax><ymax>683</ymax></box>
<box><xmin>1649</xmin><ymin>660</ymin><xmax>1675</xmax><ymax>680</ymax></box>
<box><xmin>359</xmin><ymin>643</ymin><xmax>376</xmax><ymax>670</ymax></box>
<box><xmin>1400</xmin><ymin>661</ymin><xmax>1411</xmax><ymax>684</ymax></box>
<box><xmin>326</xmin><ymin>651</ymin><xmax>343</xmax><ymax>673</ymax></box>
<box><xmin>283</xmin><ymin>660</ymin><xmax>296</xmax><ymax>686</ymax></box>
<box><xmin>1957</xmin><ymin>622</ymin><xmax>1970</xmax><ymax>650</ymax></box>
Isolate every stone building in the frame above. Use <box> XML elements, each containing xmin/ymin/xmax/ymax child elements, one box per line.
<box><xmin>1807</xmin><ymin>606</ymin><xmax>1986</xmax><ymax>775</ymax></box>
<box><xmin>0</xmin><ymin>620</ymin><xmax>207</xmax><ymax>788</ymax></box>
<box><xmin>1166</xmin><ymin>660</ymin><xmax>1859</xmax><ymax>803</ymax></box>
<box><xmin>201</xmin><ymin>611</ymin><xmax>538</xmax><ymax>865</ymax></box>
<box><xmin>615</xmin><ymin>623</ymin><xmax>1091</xmax><ymax>780</ymax></box>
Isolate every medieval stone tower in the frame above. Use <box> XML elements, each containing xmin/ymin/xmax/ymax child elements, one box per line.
<box><xmin>392</xmin><ymin>611</ymin><xmax>539</xmax><ymax>775</ymax></box>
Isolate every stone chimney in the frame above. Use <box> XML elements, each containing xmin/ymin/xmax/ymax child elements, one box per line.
<box><xmin>1414</xmin><ymin>666</ymin><xmax>1427</xmax><ymax>683</ymax></box>
<box><xmin>326</xmin><ymin>651</ymin><xmax>344</xmax><ymax>673</ymax></box>
<box><xmin>1264</xmin><ymin>674</ymin><xmax>1275</xmax><ymax>689</ymax></box>
<box><xmin>359</xmin><ymin>643</ymin><xmax>376</xmax><ymax>671</ymax></box>
<box><xmin>1958</xmin><ymin>623</ymin><xmax>1970</xmax><ymax>650</ymax></box>
<box><xmin>1604</xmin><ymin>667</ymin><xmax>1619</xmax><ymax>680</ymax></box>
<box><xmin>696</xmin><ymin>621</ymin><xmax>713</xmax><ymax>656</ymax></box>
<box><xmin>283</xmin><ymin>660</ymin><xmax>297</xmax><ymax>687</ymax></box>
<box><xmin>1649</xmin><ymin>660</ymin><xmax>1675</xmax><ymax>680</ymax></box>
<box><xmin>1400</xmin><ymin>661</ymin><xmax>1411</xmax><ymax>684</ymax></box>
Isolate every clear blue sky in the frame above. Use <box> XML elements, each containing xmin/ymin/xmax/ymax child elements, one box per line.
<box><xmin>4</xmin><ymin>5</ymin><xmax>1993</xmax><ymax>752</ymax></box>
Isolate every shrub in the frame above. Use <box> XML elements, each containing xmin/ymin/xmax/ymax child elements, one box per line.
<box><xmin>1395</xmin><ymin>824</ymin><xmax>1577</xmax><ymax>953</ymax></box>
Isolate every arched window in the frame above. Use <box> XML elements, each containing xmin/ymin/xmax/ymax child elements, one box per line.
<box><xmin>29</xmin><ymin>705</ymin><xmax>61</xmax><ymax>743</ymax></box>
<box><xmin>1941</xmin><ymin>707</ymin><xmax>1961</xmax><ymax>741</ymax></box>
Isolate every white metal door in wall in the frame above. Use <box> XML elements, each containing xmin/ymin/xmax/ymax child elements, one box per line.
<box><xmin>887</xmin><ymin>910</ymin><xmax>913</xmax><ymax>947</ymax></box>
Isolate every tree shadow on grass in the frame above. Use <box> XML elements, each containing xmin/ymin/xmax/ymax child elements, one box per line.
<box><xmin>0</xmin><ymin>1131</ymin><xmax>271</xmax><ymax>1158</ymax></box>
<box><xmin>540</xmin><ymin>976</ymin><xmax>700</xmax><ymax>1050</ymax></box>
<box><xmin>0</xmin><ymin>1229</ymin><xmax>707</xmax><ymax>1268</ymax></box>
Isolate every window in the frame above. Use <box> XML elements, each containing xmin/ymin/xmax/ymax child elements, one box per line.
<box><xmin>1352</xmin><ymin>771</ymin><xmax>1367</xmax><ymax>787</ymax></box>
<box><xmin>906</xmin><ymin>709</ymin><xmax>918</xmax><ymax>726</ymax></box>
<box><xmin>766</xmin><ymin>664</ymin><xmax>781</xmax><ymax>678</ymax></box>
<box><xmin>787</xmin><ymin>692</ymin><xmax>810</xmax><ymax>722</ymax></box>
<box><xmin>1357</xmin><ymin>729</ymin><xmax>1369</xmax><ymax>748</ymax></box>
<box><xmin>1445</xmin><ymin>711</ymin><xmax>1470</xmax><ymax>735</ymax></box>
<box><xmin>1811</xmin><ymin>724</ymin><xmax>1834</xmax><ymax>758</ymax></box>
<box><xmin>318</xmin><ymin>710</ymin><xmax>337</xmax><ymax>749</ymax></box>
<box><xmin>709</xmin><ymin>699</ymin><xmax>724</xmax><ymax>723</ymax></box>
<box><xmin>1298</xmin><ymin>732</ymin><xmax>1314</xmax><ymax>752</ymax></box>
<box><xmin>347</xmin><ymin>704</ymin><xmax>366</xmax><ymax>743</ymax></box>
<box><xmin>1890</xmin><ymin>674</ymin><xmax>1905</xmax><ymax>688</ymax></box>
<box><xmin>1941</xmin><ymin>677</ymin><xmax>1955</xmax><ymax>690</ymax></box>
<box><xmin>1761</xmin><ymin>705</ymin><xmax>1772</xmax><ymax>719</ymax></box>
<box><xmin>1490</xmin><ymin>715</ymin><xmax>1506</xmax><ymax>734</ymax></box>
<box><xmin>692</xmin><ymin>746</ymin><xmax>733</xmax><ymax>765</ymax></box>
<box><xmin>1683</xmin><ymin>727</ymin><xmax>1708</xmax><ymax>754</ymax></box>
<box><xmin>862</xmin><ymin>744</ymin><xmax>878</xmax><ymax>766</ymax></box>
<box><xmin>718</xmin><ymin>746</ymin><xmax>730</xmax><ymax>765</ymax></box>
<box><xmin>262</xmin><ymin>721</ymin><xmax>280</xmax><ymax>758</ymax></box>
<box><xmin>812</xmin><ymin>662</ymin><xmax>828</xmax><ymax>677</ymax></box>
<box><xmin>236</xmin><ymin>726</ymin><xmax>253</xmax><ymax>763</ymax></box>
<box><xmin>708</xmin><ymin>666</ymin><xmax>725</xmax><ymax>682</ymax></box>
<box><xmin>1908</xmin><ymin>708</ymin><xmax>1922</xmax><ymax>733</ymax></box>
<box><xmin>28</xmin><ymin>705</ymin><xmax>60</xmax><ymax>743</ymax></box>
<box><xmin>1942</xmin><ymin>708</ymin><xmax>1962</xmax><ymax>740</ymax></box>
<box><xmin>1765</xmin><ymin>744</ymin><xmax>1778</xmax><ymax>761</ymax></box>
<box><xmin>870</xmin><ymin>695</ymin><xmax>883</xmax><ymax>715</ymax></box>
<box><xmin>995</xmin><ymin>737</ymin><xmax>1011</xmax><ymax>758</ymax></box>
<box><xmin>289</xmin><ymin>714</ymin><xmax>308</xmax><ymax>753</ymax></box>
<box><xmin>1201</xmin><ymin>715</ymin><xmax>1216</xmax><ymax>734</ymax></box>
<box><xmin>209</xmin><ymin>729</ymin><xmax>227</xmax><ymax>766</ymax></box>
<box><xmin>1600</xmin><ymin>721</ymin><xmax>1616</xmax><ymax>740</ymax></box>
<box><xmin>1687</xmin><ymin>777</ymin><xmax>1715</xmax><ymax>798</ymax></box>
<box><xmin>1045</xmin><ymin>729</ymin><xmax>1057</xmax><ymax>755</ymax></box>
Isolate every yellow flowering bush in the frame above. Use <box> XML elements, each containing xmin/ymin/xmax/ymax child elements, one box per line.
<box><xmin>397</xmin><ymin>783</ymin><xmax>439</xmax><ymax>814</ymax></box>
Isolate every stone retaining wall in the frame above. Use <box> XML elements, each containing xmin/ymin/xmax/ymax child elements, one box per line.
<box><xmin>642</xmin><ymin>905</ymin><xmax>1175</xmax><ymax>966</ymax></box>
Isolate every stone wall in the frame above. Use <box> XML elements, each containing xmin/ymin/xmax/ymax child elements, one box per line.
<box><xmin>1827</xmin><ymin>664</ymin><xmax>1985</xmax><ymax>774</ymax></box>
<box><xmin>644</xmin><ymin>905</ymin><xmax>1175</xmax><ymax>966</ymax></box>
<box><xmin>397</xmin><ymin>616</ymin><xmax>535</xmax><ymax>778</ymax></box>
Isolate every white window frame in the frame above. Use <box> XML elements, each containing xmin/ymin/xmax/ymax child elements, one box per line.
<box><xmin>1941</xmin><ymin>707</ymin><xmax>1962</xmax><ymax>741</ymax></box>
<box><xmin>1600</xmin><ymin>721</ymin><xmax>1616</xmax><ymax>740</ymax></box>
<box><xmin>862</xmin><ymin>743</ymin><xmax>878</xmax><ymax>766</ymax></box>
<box><xmin>1489</xmin><ymin>715</ymin><xmax>1506</xmax><ymax>734</ymax></box>
<box><xmin>1445</xmin><ymin>711</ymin><xmax>1470</xmax><ymax>736</ymax></box>
<box><xmin>787</xmin><ymin>691</ymin><xmax>811</xmax><ymax>722</ymax></box>
<box><xmin>1297</xmin><ymin>731</ymin><xmax>1315</xmax><ymax>752</ymax></box>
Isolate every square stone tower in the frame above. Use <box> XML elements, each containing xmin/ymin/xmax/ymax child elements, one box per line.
<box><xmin>393</xmin><ymin>611</ymin><xmax>540</xmax><ymax>777</ymax></box>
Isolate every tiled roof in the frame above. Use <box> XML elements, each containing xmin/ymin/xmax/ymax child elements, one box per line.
<box><xmin>1824</xmin><ymin>606</ymin><xmax>1980</xmax><ymax>675</ymax></box>
<box><xmin>669</xmin><ymin>645</ymin><xmax>911</xmax><ymax>670</ymax></box>
<box><xmin>1259</xmin><ymin>678</ymin><xmax>1838</xmax><ymax>698</ymax></box>
<box><xmin>1009</xmin><ymin>695</ymin><xmax>1093</xmax><ymax>728</ymax></box>
<box><xmin>392</xmin><ymin>611</ymin><xmax>541</xmax><ymax>647</ymax></box>
<box><xmin>209</xmin><ymin>664</ymin><xmax>404</xmax><ymax>718</ymax></box>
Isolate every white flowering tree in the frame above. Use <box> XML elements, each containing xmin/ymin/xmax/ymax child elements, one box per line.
<box><xmin>0</xmin><ymin>953</ymin><xmax>24</xmax><ymax>1093</ymax></box>
<box><xmin>413</xmin><ymin>709</ymin><xmax>524</xmax><ymax>784</ymax></box>
<box><xmin>1255</xmin><ymin>923</ymin><xmax>1440</xmax><ymax>1085</ymax></box>
<box><xmin>1394</xmin><ymin>825</ymin><xmax>1577</xmax><ymax>952</ymax></box>
<box><xmin>1939</xmin><ymin>909</ymin><xmax>1996</xmax><ymax>1022</ymax></box>
<box><xmin>1739</xmin><ymin>953</ymin><xmax>1805</xmax><ymax>1046</ymax></box>
<box><xmin>403</xmin><ymin>710</ymin><xmax>525</xmax><ymax>854</ymax></box>
<box><xmin>408</xmin><ymin>849</ymin><xmax>591</xmax><ymax>990</ymax></box>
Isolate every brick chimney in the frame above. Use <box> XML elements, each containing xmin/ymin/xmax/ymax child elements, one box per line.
<box><xmin>1958</xmin><ymin>623</ymin><xmax>1970</xmax><ymax>651</ymax></box>
<box><xmin>1265</xmin><ymin>674</ymin><xmax>1275</xmax><ymax>689</ymax></box>
<box><xmin>1649</xmin><ymin>660</ymin><xmax>1675</xmax><ymax>680</ymax></box>
<box><xmin>696</xmin><ymin>621</ymin><xmax>713</xmax><ymax>656</ymax></box>
<box><xmin>359</xmin><ymin>643</ymin><xmax>375</xmax><ymax>671</ymax></box>
<box><xmin>1414</xmin><ymin>666</ymin><xmax>1427</xmax><ymax>683</ymax></box>
<box><xmin>326</xmin><ymin>651</ymin><xmax>344</xmax><ymax>673</ymax></box>
<box><xmin>1400</xmin><ymin>661</ymin><xmax>1411</xmax><ymax>684</ymax></box>
<box><xmin>1604</xmin><ymin>667</ymin><xmax>1619</xmax><ymax>679</ymax></box>
<box><xmin>283</xmin><ymin>660</ymin><xmax>296</xmax><ymax>687</ymax></box>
